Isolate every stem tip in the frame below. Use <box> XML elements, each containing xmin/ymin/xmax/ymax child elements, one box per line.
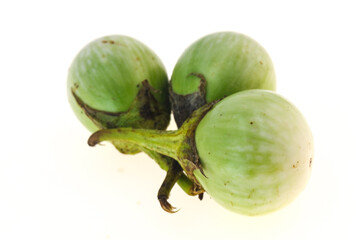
<box><xmin>88</xmin><ymin>131</ymin><xmax>102</xmax><ymax>146</ymax></box>
<box><xmin>158</xmin><ymin>196</ymin><xmax>179</xmax><ymax>213</ymax></box>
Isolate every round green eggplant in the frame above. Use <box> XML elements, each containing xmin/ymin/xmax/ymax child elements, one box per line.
<box><xmin>67</xmin><ymin>35</ymin><xmax>170</xmax><ymax>153</ymax></box>
<box><xmin>88</xmin><ymin>90</ymin><xmax>313</xmax><ymax>215</ymax></box>
<box><xmin>170</xmin><ymin>32</ymin><xmax>276</xmax><ymax>127</ymax></box>
<box><xmin>193</xmin><ymin>90</ymin><xmax>313</xmax><ymax>215</ymax></box>
<box><xmin>67</xmin><ymin>35</ymin><xmax>204</xmax><ymax>199</ymax></box>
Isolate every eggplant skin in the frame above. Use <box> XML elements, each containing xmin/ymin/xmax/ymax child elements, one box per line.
<box><xmin>67</xmin><ymin>35</ymin><xmax>170</xmax><ymax>132</ymax></box>
<box><xmin>171</xmin><ymin>32</ymin><xmax>276</xmax><ymax>103</ymax></box>
<box><xmin>194</xmin><ymin>90</ymin><xmax>313</xmax><ymax>215</ymax></box>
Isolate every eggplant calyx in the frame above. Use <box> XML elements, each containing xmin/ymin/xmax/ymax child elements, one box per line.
<box><xmin>169</xmin><ymin>73</ymin><xmax>207</xmax><ymax>128</ymax></box>
<box><xmin>72</xmin><ymin>79</ymin><xmax>170</xmax><ymax>154</ymax></box>
<box><xmin>72</xmin><ymin>79</ymin><xmax>170</xmax><ymax>130</ymax></box>
<box><xmin>175</xmin><ymin>99</ymin><xmax>220</xmax><ymax>186</ymax></box>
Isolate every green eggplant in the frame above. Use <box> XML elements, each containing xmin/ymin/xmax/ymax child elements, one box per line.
<box><xmin>88</xmin><ymin>90</ymin><xmax>313</xmax><ymax>215</ymax></box>
<box><xmin>170</xmin><ymin>32</ymin><xmax>276</xmax><ymax>127</ymax></box>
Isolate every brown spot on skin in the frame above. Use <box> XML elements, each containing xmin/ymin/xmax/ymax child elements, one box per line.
<box><xmin>309</xmin><ymin>158</ymin><xmax>313</xmax><ymax>167</ymax></box>
<box><xmin>102</xmin><ymin>40</ymin><xmax>108</xmax><ymax>43</ymax></box>
<box><xmin>259</xmin><ymin>61</ymin><xmax>263</xmax><ymax>65</ymax></box>
<box><xmin>136</xmin><ymin>57</ymin><xmax>140</xmax><ymax>61</ymax></box>
<box><xmin>109</xmin><ymin>40</ymin><xmax>115</xmax><ymax>44</ymax></box>
<box><xmin>292</xmin><ymin>161</ymin><xmax>300</xmax><ymax>168</ymax></box>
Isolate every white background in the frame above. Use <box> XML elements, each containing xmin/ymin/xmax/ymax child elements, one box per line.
<box><xmin>1</xmin><ymin>0</ymin><xmax>359</xmax><ymax>239</ymax></box>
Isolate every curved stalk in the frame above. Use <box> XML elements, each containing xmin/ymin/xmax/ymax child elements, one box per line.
<box><xmin>141</xmin><ymin>148</ymin><xmax>203</xmax><ymax>196</ymax></box>
<box><xmin>157</xmin><ymin>160</ymin><xmax>183</xmax><ymax>213</ymax></box>
<box><xmin>88</xmin><ymin>100</ymin><xmax>219</xmax><ymax>188</ymax></box>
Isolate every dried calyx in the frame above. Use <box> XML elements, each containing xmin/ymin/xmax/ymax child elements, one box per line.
<box><xmin>72</xmin><ymin>80</ymin><xmax>170</xmax><ymax>154</ymax></box>
<box><xmin>88</xmin><ymin>100</ymin><xmax>220</xmax><ymax>212</ymax></box>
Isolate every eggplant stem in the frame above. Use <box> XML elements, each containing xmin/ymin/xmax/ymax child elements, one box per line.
<box><xmin>141</xmin><ymin>148</ymin><xmax>204</xmax><ymax>196</ymax></box>
<box><xmin>88</xmin><ymin>100</ymin><xmax>219</xmax><ymax>194</ymax></box>
<box><xmin>88</xmin><ymin>128</ymin><xmax>182</xmax><ymax>160</ymax></box>
<box><xmin>157</xmin><ymin>161</ymin><xmax>183</xmax><ymax>213</ymax></box>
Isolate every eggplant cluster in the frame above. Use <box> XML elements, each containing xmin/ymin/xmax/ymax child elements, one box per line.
<box><xmin>68</xmin><ymin>32</ymin><xmax>313</xmax><ymax>215</ymax></box>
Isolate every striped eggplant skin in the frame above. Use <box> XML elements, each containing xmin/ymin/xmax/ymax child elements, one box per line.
<box><xmin>171</xmin><ymin>32</ymin><xmax>276</xmax><ymax>103</ymax></box>
<box><xmin>67</xmin><ymin>35</ymin><xmax>170</xmax><ymax>132</ymax></box>
<box><xmin>194</xmin><ymin>90</ymin><xmax>313</xmax><ymax>215</ymax></box>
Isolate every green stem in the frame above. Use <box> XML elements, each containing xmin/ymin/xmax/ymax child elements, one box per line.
<box><xmin>88</xmin><ymin>100</ymin><xmax>219</xmax><ymax>190</ymax></box>
<box><xmin>141</xmin><ymin>148</ymin><xmax>202</xmax><ymax>196</ymax></box>
<box><xmin>140</xmin><ymin>148</ymin><xmax>171</xmax><ymax>171</ymax></box>
<box><xmin>157</xmin><ymin>160</ymin><xmax>183</xmax><ymax>213</ymax></box>
<box><xmin>88</xmin><ymin>128</ymin><xmax>183</xmax><ymax>160</ymax></box>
